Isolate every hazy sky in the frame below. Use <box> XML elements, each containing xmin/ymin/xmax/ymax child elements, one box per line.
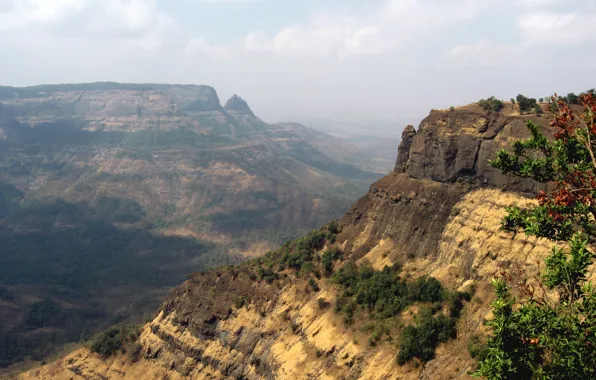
<box><xmin>0</xmin><ymin>0</ymin><xmax>595</xmax><ymax>123</ymax></box>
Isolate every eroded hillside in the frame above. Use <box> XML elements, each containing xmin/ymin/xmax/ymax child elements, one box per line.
<box><xmin>20</xmin><ymin>102</ymin><xmax>573</xmax><ymax>380</ymax></box>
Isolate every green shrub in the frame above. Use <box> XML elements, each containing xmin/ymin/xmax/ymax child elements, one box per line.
<box><xmin>23</xmin><ymin>299</ymin><xmax>66</xmax><ymax>329</ymax></box>
<box><xmin>90</xmin><ymin>325</ymin><xmax>140</xmax><ymax>358</ymax></box>
<box><xmin>369</xmin><ymin>323</ymin><xmax>389</xmax><ymax>347</ymax></box>
<box><xmin>516</xmin><ymin>94</ymin><xmax>538</xmax><ymax>113</ymax></box>
<box><xmin>326</xmin><ymin>220</ymin><xmax>339</xmax><ymax>235</ymax></box>
<box><xmin>467</xmin><ymin>334</ymin><xmax>488</xmax><ymax>361</ymax></box>
<box><xmin>322</xmin><ymin>247</ymin><xmax>342</xmax><ymax>276</ymax></box>
<box><xmin>333</xmin><ymin>260</ymin><xmax>452</xmax><ymax>320</ymax></box>
<box><xmin>317</xmin><ymin>297</ymin><xmax>330</xmax><ymax>309</ymax></box>
<box><xmin>478</xmin><ymin>96</ymin><xmax>596</xmax><ymax>378</ymax></box>
<box><xmin>257</xmin><ymin>266</ymin><xmax>278</xmax><ymax>284</ymax></box>
<box><xmin>534</xmin><ymin>104</ymin><xmax>543</xmax><ymax>115</ymax></box>
<box><xmin>234</xmin><ymin>296</ymin><xmax>247</xmax><ymax>309</ymax></box>
<box><xmin>397</xmin><ymin>308</ymin><xmax>456</xmax><ymax>365</ymax></box>
<box><xmin>333</xmin><ymin>260</ymin><xmax>360</xmax><ymax>291</ymax></box>
<box><xmin>407</xmin><ymin>276</ymin><xmax>444</xmax><ymax>303</ymax></box>
<box><xmin>478</xmin><ymin>96</ymin><xmax>504</xmax><ymax>112</ymax></box>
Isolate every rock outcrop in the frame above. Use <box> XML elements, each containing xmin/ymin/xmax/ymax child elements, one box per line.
<box><xmin>403</xmin><ymin>105</ymin><xmax>550</xmax><ymax>193</ymax></box>
<box><xmin>393</xmin><ymin>125</ymin><xmax>416</xmax><ymax>172</ymax></box>
<box><xmin>0</xmin><ymin>84</ymin><xmax>223</xmax><ymax>123</ymax></box>
<box><xmin>224</xmin><ymin>94</ymin><xmax>254</xmax><ymax>116</ymax></box>
<box><xmin>21</xmin><ymin>103</ymin><xmax>568</xmax><ymax>380</ymax></box>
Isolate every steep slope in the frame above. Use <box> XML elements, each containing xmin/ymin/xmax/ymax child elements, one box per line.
<box><xmin>0</xmin><ymin>83</ymin><xmax>384</xmax><ymax>370</ymax></box>
<box><xmin>20</xmin><ymin>103</ymin><xmax>563</xmax><ymax>380</ymax></box>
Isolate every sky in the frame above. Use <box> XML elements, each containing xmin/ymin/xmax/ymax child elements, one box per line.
<box><xmin>0</xmin><ymin>0</ymin><xmax>595</xmax><ymax>125</ymax></box>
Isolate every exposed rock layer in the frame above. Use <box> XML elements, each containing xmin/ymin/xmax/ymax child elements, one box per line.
<box><xmin>404</xmin><ymin>105</ymin><xmax>551</xmax><ymax>193</ymax></box>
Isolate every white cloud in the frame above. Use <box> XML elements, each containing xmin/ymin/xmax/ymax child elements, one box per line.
<box><xmin>512</xmin><ymin>0</ymin><xmax>560</xmax><ymax>7</ymax></box>
<box><xmin>448</xmin><ymin>40</ymin><xmax>522</xmax><ymax>66</ymax></box>
<box><xmin>242</xmin><ymin>0</ymin><xmax>496</xmax><ymax>58</ymax></box>
<box><xmin>0</xmin><ymin>0</ymin><xmax>173</xmax><ymax>44</ymax></box>
<box><xmin>518</xmin><ymin>11</ymin><xmax>575</xmax><ymax>32</ymax></box>
<box><xmin>195</xmin><ymin>0</ymin><xmax>262</xmax><ymax>3</ymax></box>
<box><xmin>448</xmin><ymin>5</ymin><xmax>596</xmax><ymax>66</ymax></box>
<box><xmin>517</xmin><ymin>11</ymin><xmax>596</xmax><ymax>44</ymax></box>
<box><xmin>243</xmin><ymin>16</ymin><xmax>392</xmax><ymax>58</ymax></box>
<box><xmin>185</xmin><ymin>36</ymin><xmax>234</xmax><ymax>60</ymax></box>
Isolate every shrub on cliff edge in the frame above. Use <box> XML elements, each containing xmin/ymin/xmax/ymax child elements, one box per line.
<box><xmin>477</xmin><ymin>94</ymin><xmax>596</xmax><ymax>379</ymax></box>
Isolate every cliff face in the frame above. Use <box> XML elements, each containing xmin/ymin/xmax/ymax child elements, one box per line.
<box><xmin>2</xmin><ymin>84</ymin><xmax>222</xmax><ymax>121</ymax></box>
<box><xmin>21</xmin><ymin>104</ymin><xmax>560</xmax><ymax>380</ymax></box>
<box><xmin>393</xmin><ymin>125</ymin><xmax>416</xmax><ymax>173</ymax></box>
<box><xmin>397</xmin><ymin>104</ymin><xmax>550</xmax><ymax>193</ymax></box>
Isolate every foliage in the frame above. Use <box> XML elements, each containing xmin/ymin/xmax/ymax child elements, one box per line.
<box><xmin>278</xmin><ymin>230</ymin><xmax>328</xmax><ymax>272</ymax></box>
<box><xmin>468</xmin><ymin>334</ymin><xmax>488</xmax><ymax>361</ymax></box>
<box><xmin>257</xmin><ymin>265</ymin><xmax>278</xmax><ymax>284</ymax></box>
<box><xmin>397</xmin><ymin>307</ymin><xmax>457</xmax><ymax>365</ymax></box>
<box><xmin>89</xmin><ymin>325</ymin><xmax>140</xmax><ymax>358</ymax></box>
<box><xmin>534</xmin><ymin>103</ymin><xmax>544</xmax><ymax>116</ymax></box>
<box><xmin>516</xmin><ymin>94</ymin><xmax>539</xmax><ymax>114</ymax></box>
<box><xmin>330</xmin><ymin>258</ymin><xmax>468</xmax><ymax>363</ymax></box>
<box><xmin>317</xmin><ymin>297</ymin><xmax>330</xmax><ymax>309</ymax></box>
<box><xmin>322</xmin><ymin>247</ymin><xmax>342</xmax><ymax>276</ymax></box>
<box><xmin>477</xmin><ymin>93</ymin><xmax>596</xmax><ymax>379</ymax></box>
<box><xmin>368</xmin><ymin>323</ymin><xmax>390</xmax><ymax>346</ymax></box>
<box><xmin>234</xmin><ymin>296</ymin><xmax>247</xmax><ymax>309</ymax></box>
<box><xmin>566</xmin><ymin>93</ymin><xmax>579</xmax><ymax>105</ymax></box>
<box><xmin>333</xmin><ymin>261</ymin><xmax>448</xmax><ymax>320</ymax></box>
<box><xmin>23</xmin><ymin>299</ymin><xmax>67</xmax><ymax>329</ymax></box>
<box><xmin>254</xmin><ymin>223</ymin><xmax>341</xmax><ymax>283</ymax></box>
<box><xmin>478</xmin><ymin>97</ymin><xmax>505</xmax><ymax>112</ymax></box>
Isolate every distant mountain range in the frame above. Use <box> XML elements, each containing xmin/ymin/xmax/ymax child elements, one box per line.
<box><xmin>0</xmin><ymin>82</ymin><xmax>386</xmax><ymax>368</ymax></box>
<box><xmin>274</xmin><ymin>116</ymin><xmax>417</xmax><ymax>173</ymax></box>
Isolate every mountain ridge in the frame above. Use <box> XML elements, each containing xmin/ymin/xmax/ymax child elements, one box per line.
<box><xmin>18</xmin><ymin>101</ymin><xmax>579</xmax><ymax>379</ymax></box>
<box><xmin>0</xmin><ymin>83</ymin><xmax>387</xmax><ymax>371</ymax></box>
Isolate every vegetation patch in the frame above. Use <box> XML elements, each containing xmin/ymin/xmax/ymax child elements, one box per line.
<box><xmin>331</xmin><ymin>259</ymin><xmax>470</xmax><ymax>364</ymax></box>
<box><xmin>475</xmin><ymin>92</ymin><xmax>596</xmax><ymax>378</ymax></box>
<box><xmin>89</xmin><ymin>325</ymin><xmax>141</xmax><ymax>358</ymax></box>
<box><xmin>478</xmin><ymin>96</ymin><xmax>505</xmax><ymax>112</ymax></box>
<box><xmin>245</xmin><ymin>219</ymin><xmax>470</xmax><ymax>366</ymax></box>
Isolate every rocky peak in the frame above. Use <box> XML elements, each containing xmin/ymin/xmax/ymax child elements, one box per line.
<box><xmin>394</xmin><ymin>125</ymin><xmax>416</xmax><ymax>173</ymax></box>
<box><xmin>394</xmin><ymin>105</ymin><xmax>550</xmax><ymax>193</ymax></box>
<box><xmin>163</xmin><ymin>85</ymin><xmax>222</xmax><ymax>112</ymax></box>
<box><xmin>224</xmin><ymin>94</ymin><xmax>254</xmax><ymax>116</ymax></box>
